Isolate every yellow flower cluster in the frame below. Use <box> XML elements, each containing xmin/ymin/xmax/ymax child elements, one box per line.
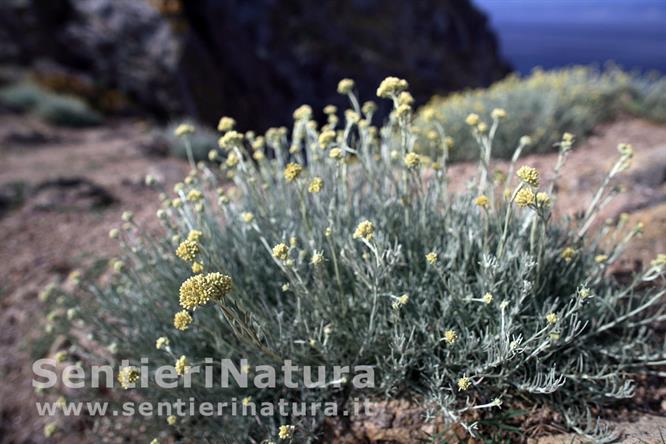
<box><xmin>278</xmin><ymin>424</ymin><xmax>295</xmax><ymax>440</ymax></box>
<box><xmin>516</xmin><ymin>166</ymin><xmax>540</xmax><ymax>187</ymax></box>
<box><xmin>179</xmin><ymin>272</ymin><xmax>233</xmax><ymax>310</ymax></box>
<box><xmin>465</xmin><ymin>113</ymin><xmax>479</xmax><ymax>126</ymax></box>
<box><xmin>318</xmin><ymin>129</ymin><xmax>336</xmax><ymax>148</ymax></box>
<box><xmin>329</xmin><ymin>148</ymin><xmax>343</xmax><ymax>160</ymax></box>
<box><xmin>337</xmin><ymin>78</ymin><xmax>355</xmax><ymax>95</ymax></box>
<box><xmin>561</xmin><ymin>247</ymin><xmax>576</xmax><ymax>262</ymax></box>
<box><xmin>218</xmin><ymin>130</ymin><xmax>244</xmax><ymax>150</ymax></box>
<box><xmin>482</xmin><ymin>292</ymin><xmax>494</xmax><ymax>304</ymax></box>
<box><xmin>536</xmin><ymin>192</ymin><xmax>551</xmax><ymax>207</ymax></box>
<box><xmin>176</xmin><ymin>240</ymin><xmax>199</xmax><ymax>262</ymax></box>
<box><xmin>293</xmin><ymin>105</ymin><xmax>312</xmax><ymax>121</ymax></box>
<box><xmin>284</xmin><ymin>163</ymin><xmax>303</xmax><ymax>182</ymax></box>
<box><xmin>155</xmin><ymin>337</ymin><xmax>169</xmax><ymax>349</ymax></box>
<box><xmin>308</xmin><ymin>177</ymin><xmax>324</xmax><ymax>193</ymax></box>
<box><xmin>404</xmin><ymin>152</ymin><xmax>420</xmax><ymax>169</ymax></box>
<box><xmin>217</xmin><ymin>116</ymin><xmax>236</xmax><ymax>132</ymax></box>
<box><xmin>443</xmin><ymin>329</ymin><xmax>457</xmax><ymax>345</ymax></box>
<box><xmin>425</xmin><ymin>251</ymin><xmax>438</xmax><ymax>265</ymax></box>
<box><xmin>457</xmin><ymin>376</ymin><xmax>471</xmax><ymax>391</ymax></box>
<box><xmin>117</xmin><ymin>366</ymin><xmax>140</xmax><ymax>389</ymax></box>
<box><xmin>515</xmin><ymin>188</ymin><xmax>535</xmax><ymax>208</ymax></box>
<box><xmin>474</xmin><ymin>195</ymin><xmax>489</xmax><ymax>208</ymax></box>
<box><xmin>353</xmin><ymin>220</ymin><xmax>375</xmax><ymax>241</ymax></box>
<box><xmin>272</xmin><ymin>243</ymin><xmax>289</xmax><ymax>261</ymax></box>
<box><xmin>173</xmin><ymin>310</ymin><xmax>193</xmax><ymax>330</ymax></box>
<box><xmin>491</xmin><ymin>108</ymin><xmax>507</xmax><ymax>119</ymax></box>
<box><xmin>310</xmin><ymin>251</ymin><xmax>324</xmax><ymax>266</ymax></box>
<box><xmin>376</xmin><ymin>76</ymin><xmax>408</xmax><ymax>98</ymax></box>
<box><xmin>186</xmin><ymin>189</ymin><xmax>203</xmax><ymax>202</ymax></box>
<box><xmin>241</xmin><ymin>212</ymin><xmax>254</xmax><ymax>223</ymax></box>
<box><xmin>546</xmin><ymin>313</ymin><xmax>558</xmax><ymax>325</ymax></box>
<box><xmin>174</xmin><ymin>123</ymin><xmax>194</xmax><ymax>137</ymax></box>
<box><xmin>175</xmin><ymin>355</ymin><xmax>189</xmax><ymax>376</ymax></box>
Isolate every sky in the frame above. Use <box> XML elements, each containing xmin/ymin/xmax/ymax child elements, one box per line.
<box><xmin>474</xmin><ymin>0</ymin><xmax>666</xmax><ymax>74</ymax></box>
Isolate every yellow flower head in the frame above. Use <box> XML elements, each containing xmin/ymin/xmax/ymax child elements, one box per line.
<box><xmin>217</xmin><ymin>116</ymin><xmax>236</xmax><ymax>132</ymax></box>
<box><xmin>595</xmin><ymin>254</ymin><xmax>608</xmax><ymax>264</ymax></box>
<box><xmin>546</xmin><ymin>312</ymin><xmax>558</xmax><ymax>325</ymax></box>
<box><xmin>252</xmin><ymin>150</ymin><xmax>265</xmax><ymax>161</ymax></box>
<box><xmin>516</xmin><ymin>166</ymin><xmax>540</xmax><ymax>187</ymax></box>
<box><xmin>457</xmin><ymin>376</ymin><xmax>471</xmax><ymax>391</ymax></box>
<box><xmin>293</xmin><ymin>104</ymin><xmax>312</xmax><ymax>121</ymax></box>
<box><xmin>398</xmin><ymin>91</ymin><xmax>414</xmax><ymax>106</ymax></box>
<box><xmin>482</xmin><ymin>292</ymin><xmax>493</xmax><ymax>304</ymax></box>
<box><xmin>561</xmin><ymin>247</ymin><xmax>576</xmax><ymax>262</ymax></box>
<box><xmin>241</xmin><ymin>212</ymin><xmax>254</xmax><ymax>223</ymax></box>
<box><xmin>520</xmin><ymin>135</ymin><xmax>532</xmax><ymax>146</ymax></box>
<box><xmin>353</xmin><ymin>220</ymin><xmax>375</xmax><ymax>241</ymax></box>
<box><xmin>491</xmin><ymin>108</ymin><xmax>507</xmax><ymax>119</ymax></box>
<box><xmin>362</xmin><ymin>101</ymin><xmax>377</xmax><ymax>115</ymax></box>
<box><xmin>272</xmin><ymin>243</ymin><xmax>289</xmax><ymax>261</ymax></box>
<box><xmin>218</xmin><ymin>131</ymin><xmax>244</xmax><ymax>150</ymax></box>
<box><xmin>187</xmin><ymin>230</ymin><xmax>202</xmax><ymax>242</ymax></box>
<box><xmin>398</xmin><ymin>294</ymin><xmax>409</xmax><ymax>305</ymax></box>
<box><xmin>536</xmin><ymin>192</ymin><xmax>551</xmax><ymax>207</ymax></box>
<box><xmin>337</xmin><ymin>78</ymin><xmax>355</xmax><ymax>95</ymax></box>
<box><xmin>242</xmin><ymin>396</ymin><xmax>252</xmax><ymax>407</ymax></box>
<box><xmin>278</xmin><ymin>424</ymin><xmax>295</xmax><ymax>440</ymax></box>
<box><xmin>323</xmin><ymin>104</ymin><xmax>337</xmax><ymax>115</ymax></box>
<box><xmin>155</xmin><ymin>337</ymin><xmax>169</xmax><ymax>350</ymax></box>
<box><xmin>186</xmin><ymin>190</ymin><xmax>203</xmax><ymax>202</ymax></box>
<box><xmin>174</xmin><ymin>123</ymin><xmax>194</xmax><ymax>137</ymax></box>
<box><xmin>179</xmin><ymin>275</ymin><xmax>208</xmax><ymax>310</ymax></box>
<box><xmin>376</xmin><ymin>76</ymin><xmax>408</xmax><ymax>98</ymax></box>
<box><xmin>515</xmin><ymin>188</ymin><xmax>535</xmax><ymax>208</ymax></box>
<box><xmin>311</xmin><ymin>251</ymin><xmax>324</xmax><ymax>266</ymax></box>
<box><xmin>166</xmin><ymin>415</ymin><xmax>177</xmax><ymax>425</ymax></box>
<box><xmin>329</xmin><ymin>148</ymin><xmax>343</xmax><ymax>160</ymax></box>
<box><xmin>284</xmin><ymin>163</ymin><xmax>303</xmax><ymax>183</ymax></box>
<box><xmin>44</xmin><ymin>422</ymin><xmax>57</xmax><ymax>438</ymax></box>
<box><xmin>443</xmin><ymin>329</ymin><xmax>457</xmax><ymax>345</ymax></box>
<box><xmin>175</xmin><ymin>355</ymin><xmax>189</xmax><ymax>376</ymax></box>
<box><xmin>191</xmin><ymin>261</ymin><xmax>204</xmax><ymax>273</ymax></box>
<box><xmin>404</xmin><ymin>152</ymin><xmax>420</xmax><ymax>169</ymax></box>
<box><xmin>465</xmin><ymin>113</ymin><xmax>480</xmax><ymax>126</ymax></box>
<box><xmin>117</xmin><ymin>366</ymin><xmax>140</xmax><ymax>389</ymax></box>
<box><xmin>396</xmin><ymin>103</ymin><xmax>411</xmax><ymax>119</ymax></box>
<box><xmin>318</xmin><ymin>129</ymin><xmax>336</xmax><ymax>148</ymax></box>
<box><xmin>308</xmin><ymin>177</ymin><xmax>324</xmax><ymax>193</ymax></box>
<box><xmin>426</xmin><ymin>251</ymin><xmax>438</xmax><ymax>265</ymax></box>
<box><xmin>173</xmin><ymin>310</ymin><xmax>193</xmax><ymax>330</ymax></box>
<box><xmin>225</xmin><ymin>152</ymin><xmax>240</xmax><ymax>168</ymax></box>
<box><xmin>203</xmin><ymin>272</ymin><xmax>233</xmax><ymax>301</ymax></box>
<box><xmin>176</xmin><ymin>240</ymin><xmax>199</xmax><ymax>262</ymax></box>
<box><xmin>474</xmin><ymin>195</ymin><xmax>489</xmax><ymax>208</ymax></box>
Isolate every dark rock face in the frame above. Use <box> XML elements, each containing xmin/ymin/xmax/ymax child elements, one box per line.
<box><xmin>0</xmin><ymin>0</ymin><xmax>510</xmax><ymax>130</ymax></box>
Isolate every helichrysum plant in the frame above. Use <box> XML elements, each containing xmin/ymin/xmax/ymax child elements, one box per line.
<box><xmin>55</xmin><ymin>77</ymin><xmax>665</xmax><ymax>442</ymax></box>
<box><xmin>415</xmin><ymin>66</ymin><xmax>666</xmax><ymax>161</ymax></box>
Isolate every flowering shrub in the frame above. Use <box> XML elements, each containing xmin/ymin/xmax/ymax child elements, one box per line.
<box><xmin>55</xmin><ymin>78</ymin><xmax>665</xmax><ymax>442</ymax></box>
<box><xmin>415</xmin><ymin>66</ymin><xmax>666</xmax><ymax>161</ymax></box>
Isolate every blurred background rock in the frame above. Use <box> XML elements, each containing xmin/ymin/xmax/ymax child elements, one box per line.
<box><xmin>0</xmin><ymin>0</ymin><xmax>510</xmax><ymax>130</ymax></box>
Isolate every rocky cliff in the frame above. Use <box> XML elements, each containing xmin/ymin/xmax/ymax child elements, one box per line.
<box><xmin>0</xmin><ymin>0</ymin><xmax>511</xmax><ymax>129</ymax></box>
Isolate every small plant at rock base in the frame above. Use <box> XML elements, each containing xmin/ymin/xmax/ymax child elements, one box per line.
<box><xmin>54</xmin><ymin>78</ymin><xmax>665</xmax><ymax>442</ymax></box>
<box><xmin>33</xmin><ymin>94</ymin><xmax>102</xmax><ymax>127</ymax></box>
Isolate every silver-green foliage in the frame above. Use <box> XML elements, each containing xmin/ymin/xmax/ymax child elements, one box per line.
<box><xmin>415</xmin><ymin>66</ymin><xmax>666</xmax><ymax>161</ymax></box>
<box><xmin>61</xmin><ymin>79</ymin><xmax>665</xmax><ymax>442</ymax></box>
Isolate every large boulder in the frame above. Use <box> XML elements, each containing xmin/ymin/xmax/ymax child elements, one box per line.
<box><xmin>0</xmin><ymin>0</ymin><xmax>511</xmax><ymax>129</ymax></box>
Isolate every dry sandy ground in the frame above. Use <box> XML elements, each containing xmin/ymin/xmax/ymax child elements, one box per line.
<box><xmin>0</xmin><ymin>114</ymin><xmax>664</xmax><ymax>443</ymax></box>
